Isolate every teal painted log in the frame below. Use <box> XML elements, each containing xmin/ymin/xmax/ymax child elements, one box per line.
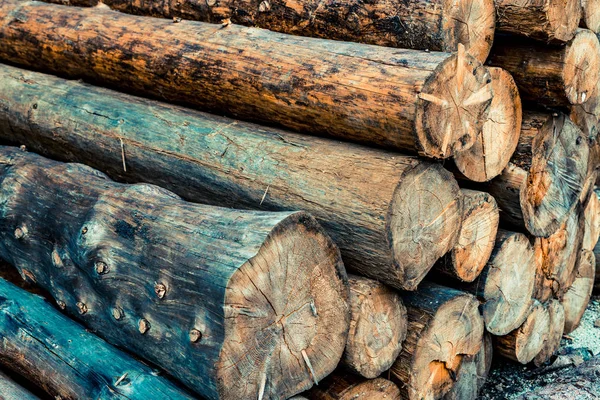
<box><xmin>0</xmin><ymin>278</ymin><xmax>194</xmax><ymax>400</ymax></box>
<box><xmin>0</xmin><ymin>63</ymin><xmax>464</xmax><ymax>291</ymax></box>
<box><xmin>0</xmin><ymin>147</ymin><xmax>350</xmax><ymax>400</ymax></box>
<box><xmin>0</xmin><ymin>370</ymin><xmax>39</xmax><ymax>400</ymax></box>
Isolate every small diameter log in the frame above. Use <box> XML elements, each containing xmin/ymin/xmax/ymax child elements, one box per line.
<box><xmin>487</xmin><ymin>30</ymin><xmax>600</xmax><ymax>106</ymax></box>
<box><xmin>461</xmin><ymin>230</ymin><xmax>536</xmax><ymax>336</ymax></box>
<box><xmin>0</xmin><ymin>278</ymin><xmax>194</xmax><ymax>400</ymax></box>
<box><xmin>595</xmin><ymin>239</ymin><xmax>600</xmax><ymax>293</ymax></box>
<box><xmin>562</xmin><ymin>249</ymin><xmax>596</xmax><ymax>333</ymax></box>
<box><xmin>494</xmin><ymin>300</ymin><xmax>551</xmax><ymax>364</ymax></box>
<box><xmin>0</xmin><ymin>148</ymin><xmax>350</xmax><ymax>400</ymax></box>
<box><xmin>453</xmin><ymin>67</ymin><xmax>522</xmax><ymax>182</ymax></box>
<box><xmin>0</xmin><ymin>1</ymin><xmax>495</xmax><ymax>167</ymax></box>
<box><xmin>442</xmin><ymin>333</ymin><xmax>493</xmax><ymax>400</ymax></box>
<box><xmin>580</xmin><ymin>0</ymin><xmax>600</xmax><ymax>32</ymax></box>
<box><xmin>0</xmin><ymin>64</ymin><xmax>465</xmax><ymax>291</ymax></box>
<box><xmin>435</xmin><ymin>189</ymin><xmax>499</xmax><ymax>282</ymax></box>
<box><xmin>0</xmin><ymin>370</ymin><xmax>40</xmax><ymax>400</ymax></box>
<box><xmin>582</xmin><ymin>190</ymin><xmax>600</xmax><ymax>251</ymax></box>
<box><xmin>390</xmin><ymin>283</ymin><xmax>484</xmax><ymax>400</ymax></box>
<box><xmin>494</xmin><ymin>0</ymin><xmax>581</xmax><ymax>42</ymax></box>
<box><xmin>487</xmin><ymin>112</ymin><xmax>590</xmax><ymax>237</ymax></box>
<box><xmin>570</xmin><ymin>82</ymin><xmax>600</xmax><ymax>141</ymax></box>
<box><xmin>305</xmin><ymin>373</ymin><xmax>401</xmax><ymax>400</ymax></box>
<box><xmin>342</xmin><ymin>275</ymin><xmax>407</xmax><ymax>379</ymax></box>
<box><xmin>532</xmin><ymin>299</ymin><xmax>565</xmax><ymax>367</ymax></box>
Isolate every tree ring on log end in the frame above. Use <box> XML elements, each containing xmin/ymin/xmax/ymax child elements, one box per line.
<box><xmin>545</xmin><ymin>0</ymin><xmax>584</xmax><ymax>42</ymax></box>
<box><xmin>533</xmin><ymin>299</ymin><xmax>565</xmax><ymax>367</ymax></box>
<box><xmin>388</xmin><ymin>163</ymin><xmax>463</xmax><ymax>291</ymax></box>
<box><xmin>217</xmin><ymin>212</ymin><xmax>350</xmax><ymax>400</ymax></box>
<box><xmin>511</xmin><ymin>301</ymin><xmax>550</xmax><ymax>364</ymax></box>
<box><xmin>562</xmin><ymin>249</ymin><xmax>595</xmax><ymax>334</ymax></box>
<box><xmin>416</xmin><ymin>46</ymin><xmax>492</xmax><ymax>159</ymax></box>
<box><xmin>563</xmin><ymin>29</ymin><xmax>600</xmax><ymax>104</ymax></box>
<box><xmin>482</xmin><ymin>232</ymin><xmax>536</xmax><ymax>336</ymax></box>
<box><xmin>440</xmin><ymin>0</ymin><xmax>495</xmax><ymax>61</ymax></box>
<box><xmin>454</xmin><ymin>68</ymin><xmax>521</xmax><ymax>182</ymax></box>
<box><xmin>521</xmin><ymin>114</ymin><xmax>589</xmax><ymax>237</ymax></box>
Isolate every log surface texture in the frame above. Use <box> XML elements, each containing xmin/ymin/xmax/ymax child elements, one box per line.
<box><xmin>305</xmin><ymin>373</ymin><xmax>402</xmax><ymax>400</ymax></box>
<box><xmin>0</xmin><ymin>147</ymin><xmax>351</xmax><ymax>400</ymax></box>
<box><xmin>0</xmin><ymin>370</ymin><xmax>40</xmax><ymax>400</ymax></box>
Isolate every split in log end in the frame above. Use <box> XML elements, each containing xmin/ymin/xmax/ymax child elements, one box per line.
<box><xmin>563</xmin><ymin>29</ymin><xmax>600</xmax><ymax>105</ymax></box>
<box><xmin>562</xmin><ymin>249</ymin><xmax>596</xmax><ymax>334</ymax></box>
<box><xmin>533</xmin><ymin>299</ymin><xmax>565</xmax><ymax>367</ymax></box>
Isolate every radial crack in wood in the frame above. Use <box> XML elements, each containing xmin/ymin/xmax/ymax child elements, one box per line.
<box><xmin>532</xmin><ymin>299</ymin><xmax>565</xmax><ymax>367</ymax></box>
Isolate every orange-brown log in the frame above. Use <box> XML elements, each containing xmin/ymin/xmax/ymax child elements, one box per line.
<box><xmin>305</xmin><ymin>373</ymin><xmax>401</xmax><ymax>400</ymax></box>
<box><xmin>582</xmin><ymin>189</ymin><xmax>600</xmax><ymax>251</ymax></box>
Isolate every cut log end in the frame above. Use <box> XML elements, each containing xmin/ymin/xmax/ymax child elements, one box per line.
<box><xmin>533</xmin><ymin>300</ymin><xmax>565</xmax><ymax>367</ymax></box>
<box><xmin>562</xmin><ymin>249</ymin><xmax>595</xmax><ymax>334</ymax></box>
<box><xmin>582</xmin><ymin>190</ymin><xmax>600</xmax><ymax>251</ymax></box>
<box><xmin>389</xmin><ymin>163</ymin><xmax>463</xmax><ymax>290</ymax></box>
<box><xmin>454</xmin><ymin>67</ymin><xmax>521</xmax><ymax>182</ymax></box>
<box><xmin>546</xmin><ymin>0</ymin><xmax>583</xmax><ymax>41</ymax></box>
<box><xmin>563</xmin><ymin>29</ymin><xmax>600</xmax><ymax>105</ymax></box>
<box><xmin>481</xmin><ymin>231</ymin><xmax>536</xmax><ymax>336</ymax></box>
<box><xmin>217</xmin><ymin>213</ymin><xmax>350</xmax><ymax>399</ymax></box>
<box><xmin>416</xmin><ymin>48</ymin><xmax>492</xmax><ymax>159</ymax></box>
<box><xmin>306</xmin><ymin>374</ymin><xmax>402</xmax><ymax>400</ymax></box>
<box><xmin>440</xmin><ymin>0</ymin><xmax>495</xmax><ymax>61</ymax></box>
<box><xmin>581</xmin><ymin>0</ymin><xmax>600</xmax><ymax>32</ymax></box>
<box><xmin>343</xmin><ymin>275</ymin><xmax>407</xmax><ymax>379</ymax></box>
<box><xmin>570</xmin><ymin>83</ymin><xmax>600</xmax><ymax>141</ymax></box>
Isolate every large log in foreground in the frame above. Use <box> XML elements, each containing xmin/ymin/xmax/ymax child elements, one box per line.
<box><xmin>0</xmin><ymin>278</ymin><xmax>194</xmax><ymax>400</ymax></box>
<box><xmin>0</xmin><ymin>370</ymin><xmax>40</xmax><ymax>400</ymax></box>
<box><xmin>0</xmin><ymin>64</ymin><xmax>464</xmax><ymax>291</ymax></box>
<box><xmin>488</xmin><ymin>30</ymin><xmax>600</xmax><ymax>106</ymax></box>
<box><xmin>0</xmin><ymin>0</ymin><xmax>497</xmax><ymax>171</ymax></box>
<box><xmin>389</xmin><ymin>283</ymin><xmax>484</xmax><ymax>400</ymax></box>
<box><xmin>0</xmin><ymin>148</ymin><xmax>351</xmax><ymax>400</ymax></box>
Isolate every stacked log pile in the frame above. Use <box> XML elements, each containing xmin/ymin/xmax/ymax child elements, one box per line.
<box><xmin>0</xmin><ymin>0</ymin><xmax>597</xmax><ymax>399</ymax></box>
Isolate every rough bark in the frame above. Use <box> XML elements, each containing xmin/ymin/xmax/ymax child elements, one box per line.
<box><xmin>562</xmin><ymin>249</ymin><xmax>595</xmax><ymax>333</ymax></box>
<box><xmin>494</xmin><ymin>0</ymin><xmax>581</xmax><ymax>42</ymax></box>
<box><xmin>580</xmin><ymin>0</ymin><xmax>600</xmax><ymax>32</ymax></box>
<box><xmin>341</xmin><ymin>275</ymin><xmax>407</xmax><ymax>379</ymax></box>
<box><xmin>0</xmin><ymin>0</ymin><xmax>496</xmax><ymax>168</ymax></box>
<box><xmin>582</xmin><ymin>189</ymin><xmax>600</xmax><ymax>251</ymax></box>
<box><xmin>0</xmin><ymin>64</ymin><xmax>464</xmax><ymax>291</ymax></box>
<box><xmin>389</xmin><ymin>282</ymin><xmax>484</xmax><ymax>400</ymax></box>
<box><xmin>0</xmin><ymin>370</ymin><xmax>40</xmax><ymax>400</ymax></box>
<box><xmin>532</xmin><ymin>299</ymin><xmax>565</xmax><ymax>367</ymax></box>
<box><xmin>305</xmin><ymin>374</ymin><xmax>401</xmax><ymax>400</ymax></box>
<box><xmin>494</xmin><ymin>300</ymin><xmax>550</xmax><ymax>364</ymax></box>
<box><xmin>487</xmin><ymin>30</ymin><xmax>600</xmax><ymax>106</ymax></box>
<box><xmin>434</xmin><ymin>189</ymin><xmax>499</xmax><ymax>282</ymax></box>
<box><xmin>0</xmin><ymin>147</ymin><xmax>351</xmax><ymax>400</ymax></box>
<box><xmin>0</xmin><ymin>278</ymin><xmax>195</xmax><ymax>400</ymax></box>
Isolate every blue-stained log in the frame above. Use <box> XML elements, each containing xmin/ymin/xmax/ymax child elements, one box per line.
<box><xmin>0</xmin><ymin>147</ymin><xmax>350</xmax><ymax>400</ymax></box>
<box><xmin>0</xmin><ymin>64</ymin><xmax>463</xmax><ymax>291</ymax></box>
<box><xmin>0</xmin><ymin>370</ymin><xmax>40</xmax><ymax>400</ymax></box>
<box><xmin>0</xmin><ymin>278</ymin><xmax>194</xmax><ymax>400</ymax></box>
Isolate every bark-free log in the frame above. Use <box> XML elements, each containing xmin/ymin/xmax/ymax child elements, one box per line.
<box><xmin>494</xmin><ymin>300</ymin><xmax>550</xmax><ymax>364</ymax></box>
<box><xmin>595</xmin><ymin>238</ymin><xmax>600</xmax><ymax>293</ymax></box>
<box><xmin>532</xmin><ymin>299</ymin><xmax>565</xmax><ymax>367</ymax></box>
<box><xmin>0</xmin><ymin>64</ymin><xmax>464</xmax><ymax>291</ymax></box>
<box><xmin>461</xmin><ymin>230</ymin><xmax>536</xmax><ymax>336</ymax></box>
<box><xmin>562</xmin><ymin>249</ymin><xmax>595</xmax><ymax>333</ymax></box>
<box><xmin>0</xmin><ymin>0</ymin><xmax>495</xmax><ymax>169</ymax></box>
<box><xmin>305</xmin><ymin>374</ymin><xmax>401</xmax><ymax>400</ymax></box>
<box><xmin>0</xmin><ymin>148</ymin><xmax>350</xmax><ymax>400</ymax></box>
<box><xmin>487</xmin><ymin>112</ymin><xmax>590</xmax><ymax>237</ymax></box>
<box><xmin>44</xmin><ymin>0</ymin><xmax>497</xmax><ymax>62</ymax></box>
<box><xmin>0</xmin><ymin>370</ymin><xmax>40</xmax><ymax>400</ymax></box>
<box><xmin>582</xmin><ymin>190</ymin><xmax>600</xmax><ymax>251</ymax></box>
<box><xmin>443</xmin><ymin>333</ymin><xmax>493</xmax><ymax>400</ymax></box>
<box><xmin>390</xmin><ymin>283</ymin><xmax>484</xmax><ymax>400</ymax></box>
<box><xmin>0</xmin><ymin>278</ymin><xmax>194</xmax><ymax>400</ymax></box>
<box><xmin>494</xmin><ymin>0</ymin><xmax>581</xmax><ymax>42</ymax></box>
<box><xmin>435</xmin><ymin>189</ymin><xmax>499</xmax><ymax>282</ymax></box>
<box><xmin>342</xmin><ymin>275</ymin><xmax>407</xmax><ymax>379</ymax></box>
<box><xmin>488</xmin><ymin>30</ymin><xmax>600</xmax><ymax>106</ymax></box>
<box><xmin>580</xmin><ymin>0</ymin><xmax>600</xmax><ymax>32</ymax></box>
<box><xmin>571</xmin><ymin>82</ymin><xmax>600</xmax><ymax>140</ymax></box>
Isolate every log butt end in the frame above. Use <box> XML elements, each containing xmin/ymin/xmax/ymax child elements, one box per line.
<box><xmin>581</xmin><ymin>0</ymin><xmax>600</xmax><ymax>33</ymax></box>
<box><xmin>533</xmin><ymin>299</ymin><xmax>565</xmax><ymax>367</ymax></box>
<box><xmin>563</xmin><ymin>29</ymin><xmax>600</xmax><ymax>104</ymax></box>
<box><xmin>217</xmin><ymin>212</ymin><xmax>350</xmax><ymax>399</ymax></box>
<box><xmin>545</xmin><ymin>0</ymin><xmax>582</xmax><ymax>41</ymax></box>
<box><xmin>562</xmin><ymin>249</ymin><xmax>595</xmax><ymax>334</ymax></box>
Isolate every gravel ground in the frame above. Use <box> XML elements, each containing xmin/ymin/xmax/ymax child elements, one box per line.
<box><xmin>479</xmin><ymin>296</ymin><xmax>600</xmax><ymax>399</ymax></box>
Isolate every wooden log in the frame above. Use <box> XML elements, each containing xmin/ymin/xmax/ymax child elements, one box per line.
<box><xmin>0</xmin><ymin>370</ymin><xmax>40</xmax><ymax>400</ymax></box>
<box><xmin>562</xmin><ymin>249</ymin><xmax>596</xmax><ymax>333</ymax></box>
<box><xmin>594</xmin><ymin>237</ymin><xmax>600</xmax><ymax>293</ymax></box>
<box><xmin>494</xmin><ymin>0</ymin><xmax>581</xmax><ymax>42</ymax></box>
<box><xmin>0</xmin><ymin>278</ymin><xmax>195</xmax><ymax>400</ymax></box>
<box><xmin>0</xmin><ymin>0</ymin><xmax>496</xmax><ymax>170</ymax></box>
<box><xmin>0</xmin><ymin>147</ymin><xmax>350</xmax><ymax>400</ymax></box>
<box><xmin>435</xmin><ymin>189</ymin><xmax>499</xmax><ymax>282</ymax></box>
<box><xmin>570</xmin><ymin>82</ymin><xmax>600</xmax><ymax>141</ymax></box>
<box><xmin>442</xmin><ymin>333</ymin><xmax>493</xmax><ymax>400</ymax></box>
<box><xmin>486</xmin><ymin>112</ymin><xmax>590</xmax><ymax>237</ymax></box>
<box><xmin>494</xmin><ymin>300</ymin><xmax>550</xmax><ymax>364</ymax></box>
<box><xmin>342</xmin><ymin>275</ymin><xmax>407</xmax><ymax>379</ymax></box>
<box><xmin>580</xmin><ymin>0</ymin><xmax>600</xmax><ymax>33</ymax></box>
<box><xmin>461</xmin><ymin>230</ymin><xmax>536</xmax><ymax>336</ymax></box>
<box><xmin>0</xmin><ymin>64</ymin><xmax>464</xmax><ymax>291</ymax></box>
<box><xmin>532</xmin><ymin>299</ymin><xmax>565</xmax><ymax>367</ymax></box>
<box><xmin>453</xmin><ymin>67</ymin><xmax>522</xmax><ymax>183</ymax></box>
<box><xmin>487</xmin><ymin>30</ymin><xmax>600</xmax><ymax>106</ymax></box>
<box><xmin>305</xmin><ymin>373</ymin><xmax>401</xmax><ymax>400</ymax></box>
<box><xmin>389</xmin><ymin>282</ymin><xmax>484</xmax><ymax>400</ymax></box>
<box><xmin>582</xmin><ymin>189</ymin><xmax>600</xmax><ymax>251</ymax></box>
<box><xmin>39</xmin><ymin>0</ymin><xmax>497</xmax><ymax>62</ymax></box>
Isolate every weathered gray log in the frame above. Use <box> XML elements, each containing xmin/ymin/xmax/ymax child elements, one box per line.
<box><xmin>0</xmin><ymin>64</ymin><xmax>464</xmax><ymax>291</ymax></box>
<box><xmin>594</xmin><ymin>232</ymin><xmax>600</xmax><ymax>293</ymax></box>
<box><xmin>305</xmin><ymin>373</ymin><xmax>402</xmax><ymax>400</ymax></box>
<box><xmin>0</xmin><ymin>0</ymin><xmax>500</xmax><ymax>173</ymax></box>
<box><xmin>0</xmin><ymin>370</ymin><xmax>40</xmax><ymax>400</ymax></box>
<box><xmin>582</xmin><ymin>189</ymin><xmax>600</xmax><ymax>251</ymax></box>
<box><xmin>0</xmin><ymin>147</ymin><xmax>351</xmax><ymax>400</ymax></box>
<box><xmin>562</xmin><ymin>249</ymin><xmax>596</xmax><ymax>333</ymax></box>
<box><xmin>532</xmin><ymin>299</ymin><xmax>565</xmax><ymax>367</ymax></box>
<box><xmin>0</xmin><ymin>277</ymin><xmax>195</xmax><ymax>400</ymax></box>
